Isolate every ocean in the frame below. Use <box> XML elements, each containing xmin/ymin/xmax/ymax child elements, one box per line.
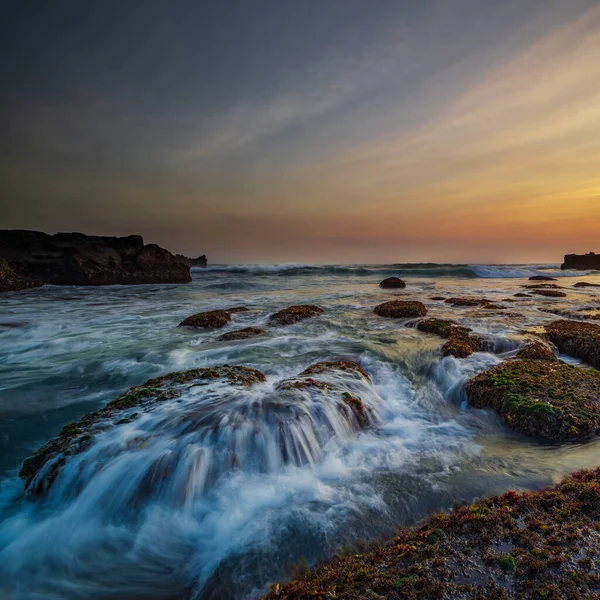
<box><xmin>1</xmin><ymin>263</ymin><xmax>600</xmax><ymax>599</ymax></box>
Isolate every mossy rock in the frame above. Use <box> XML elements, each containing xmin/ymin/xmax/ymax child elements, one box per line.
<box><xmin>417</xmin><ymin>318</ymin><xmax>469</xmax><ymax>339</ymax></box>
<box><xmin>444</xmin><ymin>297</ymin><xmax>491</xmax><ymax>307</ymax></box>
<box><xmin>269</xmin><ymin>305</ymin><xmax>323</xmax><ymax>326</ymax></box>
<box><xmin>178</xmin><ymin>309</ymin><xmax>231</xmax><ymax>328</ymax></box>
<box><xmin>416</xmin><ymin>318</ymin><xmax>481</xmax><ymax>358</ymax></box>
<box><xmin>262</xmin><ymin>467</ymin><xmax>600</xmax><ymax>600</ymax></box>
<box><xmin>374</xmin><ymin>300</ymin><xmax>427</xmax><ymax>318</ymax></box>
<box><xmin>379</xmin><ymin>277</ymin><xmax>406</xmax><ymax>289</ymax></box>
<box><xmin>515</xmin><ymin>342</ymin><xmax>556</xmax><ymax>361</ymax></box>
<box><xmin>217</xmin><ymin>327</ymin><xmax>265</xmax><ymax>342</ymax></box>
<box><xmin>442</xmin><ymin>335</ymin><xmax>482</xmax><ymax>358</ymax></box>
<box><xmin>300</xmin><ymin>360</ymin><xmax>370</xmax><ymax>381</ymax></box>
<box><xmin>465</xmin><ymin>358</ymin><xmax>600</xmax><ymax>441</ymax></box>
<box><xmin>19</xmin><ymin>365</ymin><xmax>266</xmax><ymax>494</ymax></box>
<box><xmin>544</xmin><ymin>320</ymin><xmax>600</xmax><ymax>368</ymax></box>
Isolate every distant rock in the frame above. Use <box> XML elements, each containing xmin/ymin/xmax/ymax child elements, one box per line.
<box><xmin>574</xmin><ymin>282</ymin><xmax>600</xmax><ymax>288</ymax></box>
<box><xmin>0</xmin><ymin>258</ymin><xmax>42</xmax><ymax>292</ymax></box>
<box><xmin>175</xmin><ymin>254</ymin><xmax>207</xmax><ymax>268</ymax></box>
<box><xmin>562</xmin><ymin>252</ymin><xmax>600</xmax><ymax>270</ymax></box>
<box><xmin>378</xmin><ymin>277</ymin><xmax>406</xmax><ymax>289</ymax></box>
<box><xmin>532</xmin><ymin>289</ymin><xmax>567</xmax><ymax>298</ymax></box>
<box><xmin>0</xmin><ymin>230</ymin><xmax>191</xmax><ymax>288</ymax></box>
<box><xmin>528</xmin><ymin>275</ymin><xmax>557</xmax><ymax>281</ymax></box>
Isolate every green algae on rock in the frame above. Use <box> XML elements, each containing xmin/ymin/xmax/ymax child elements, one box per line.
<box><xmin>178</xmin><ymin>309</ymin><xmax>232</xmax><ymax>328</ymax></box>
<box><xmin>269</xmin><ymin>305</ymin><xmax>323</xmax><ymax>326</ymax></box>
<box><xmin>514</xmin><ymin>341</ymin><xmax>557</xmax><ymax>361</ymax></box>
<box><xmin>465</xmin><ymin>358</ymin><xmax>600</xmax><ymax>441</ymax></box>
<box><xmin>374</xmin><ymin>300</ymin><xmax>427</xmax><ymax>318</ymax></box>
<box><xmin>415</xmin><ymin>318</ymin><xmax>482</xmax><ymax>358</ymax></box>
<box><xmin>262</xmin><ymin>468</ymin><xmax>600</xmax><ymax>600</ymax></box>
<box><xmin>544</xmin><ymin>320</ymin><xmax>600</xmax><ymax>368</ymax></box>
<box><xmin>19</xmin><ymin>365</ymin><xmax>266</xmax><ymax>495</ymax></box>
<box><xmin>217</xmin><ymin>327</ymin><xmax>265</xmax><ymax>341</ymax></box>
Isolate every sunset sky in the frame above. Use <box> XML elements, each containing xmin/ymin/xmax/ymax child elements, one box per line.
<box><xmin>2</xmin><ymin>0</ymin><xmax>600</xmax><ymax>263</ymax></box>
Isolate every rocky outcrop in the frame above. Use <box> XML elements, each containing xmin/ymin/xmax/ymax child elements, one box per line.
<box><xmin>269</xmin><ymin>305</ymin><xmax>324</xmax><ymax>326</ymax></box>
<box><xmin>562</xmin><ymin>252</ymin><xmax>600</xmax><ymax>270</ymax></box>
<box><xmin>374</xmin><ymin>300</ymin><xmax>427</xmax><ymax>318</ymax></box>
<box><xmin>0</xmin><ymin>258</ymin><xmax>42</xmax><ymax>292</ymax></box>
<box><xmin>544</xmin><ymin>320</ymin><xmax>600</xmax><ymax>368</ymax></box>
<box><xmin>0</xmin><ymin>230</ymin><xmax>191</xmax><ymax>287</ymax></box>
<box><xmin>414</xmin><ymin>318</ymin><xmax>482</xmax><ymax>358</ymax></box>
<box><xmin>263</xmin><ymin>467</ymin><xmax>600</xmax><ymax>600</ymax></box>
<box><xmin>378</xmin><ymin>277</ymin><xmax>406</xmax><ymax>289</ymax></box>
<box><xmin>175</xmin><ymin>254</ymin><xmax>207</xmax><ymax>268</ymax></box>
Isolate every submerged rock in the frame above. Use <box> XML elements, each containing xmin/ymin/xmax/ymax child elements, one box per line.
<box><xmin>544</xmin><ymin>320</ymin><xmax>600</xmax><ymax>368</ymax></box>
<box><xmin>269</xmin><ymin>305</ymin><xmax>323</xmax><ymax>326</ymax></box>
<box><xmin>532</xmin><ymin>289</ymin><xmax>567</xmax><ymax>298</ymax></box>
<box><xmin>262</xmin><ymin>467</ymin><xmax>600</xmax><ymax>600</ymax></box>
<box><xmin>378</xmin><ymin>276</ymin><xmax>406</xmax><ymax>289</ymax></box>
<box><xmin>178</xmin><ymin>309</ymin><xmax>232</xmax><ymax>328</ymax></box>
<box><xmin>574</xmin><ymin>281</ymin><xmax>600</xmax><ymax>288</ymax></box>
<box><xmin>0</xmin><ymin>258</ymin><xmax>41</xmax><ymax>292</ymax></box>
<box><xmin>528</xmin><ymin>275</ymin><xmax>557</xmax><ymax>281</ymax></box>
<box><xmin>19</xmin><ymin>361</ymin><xmax>380</xmax><ymax>500</ymax></box>
<box><xmin>374</xmin><ymin>300</ymin><xmax>427</xmax><ymax>318</ymax></box>
<box><xmin>465</xmin><ymin>358</ymin><xmax>600</xmax><ymax>441</ymax></box>
<box><xmin>217</xmin><ymin>327</ymin><xmax>265</xmax><ymax>341</ymax></box>
<box><xmin>0</xmin><ymin>229</ymin><xmax>191</xmax><ymax>286</ymax></box>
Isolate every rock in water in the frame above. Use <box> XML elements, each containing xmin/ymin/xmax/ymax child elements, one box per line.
<box><xmin>0</xmin><ymin>229</ymin><xmax>191</xmax><ymax>286</ymax></box>
<box><xmin>269</xmin><ymin>305</ymin><xmax>323</xmax><ymax>326</ymax></box>
<box><xmin>373</xmin><ymin>300</ymin><xmax>427</xmax><ymax>318</ymax></box>
<box><xmin>465</xmin><ymin>358</ymin><xmax>600</xmax><ymax>441</ymax></box>
<box><xmin>175</xmin><ymin>254</ymin><xmax>207</xmax><ymax>268</ymax></box>
<box><xmin>528</xmin><ymin>275</ymin><xmax>557</xmax><ymax>281</ymax></box>
<box><xmin>378</xmin><ymin>277</ymin><xmax>406</xmax><ymax>289</ymax></box>
<box><xmin>562</xmin><ymin>252</ymin><xmax>600</xmax><ymax>270</ymax></box>
<box><xmin>544</xmin><ymin>320</ymin><xmax>600</xmax><ymax>368</ymax></box>
<box><xmin>0</xmin><ymin>258</ymin><xmax>42</xmax><ymax>292</ymax></box>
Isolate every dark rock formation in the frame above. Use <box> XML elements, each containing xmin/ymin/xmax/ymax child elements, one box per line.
<box><xmin>415</xmin><ymin>319</ymin><xmax>483</xmax><ymax>358</ymax></box>
<box><xmin>528</xmin><ymin>275</ymin><xmax>557</xmax><ymax>281</ymax></box>
<box><xmin>444</xmin><ymin>297</ymin><xmax>491</xmax><ymax>307</ymax></box>
<box><xmin>0</xmin><ymin>230</ymin><xmax>191</xmax><ymax>287</ymax></box>
<box><xmin>179</xmin><ymin>310</ymin><xmax>231</xmax><ymax>328</ymax></box>
<box><xmin>515</xmin><ymin>341</ymin><xmax>556</xmax><ymax>361</ymax></box>
<box><xmin>217</xmin><ymin>327</ymin><xmax>266</xmax><ymax>341</ymax></box>
<box><xmin>175</xmin><ymin>254</ymin><xmax>207</xmax><ymax>268</ymax></box>
<box><xmin>465</xmin><ymin>358</ymin><xmax>600</xmax><ymax>441</ymax></box>
<box><xmin>562</xmin><ymin>252</ymin><xmax>600</xmax><ymax>270</ymax></box>
<box><xmin>0</xmin><ymin>258</ymin><xmax>42</xmax><ymax>292</ymax></box>
<box><xmin>544</xmin><ymin>320</ymin><xmax>600</xmax><ymax>368</ymax></box>
<box><xmin>574</xmin><ymin>281</ymin><xmax>600</xmax><ymax>288</ymax></box>
<box><xmin>374</xmin><ymin>300</ymin><xmax>427</xmax><ymax>318</ymax></box>
<box><xmin>378</xmin><ymin>276</ymin><xmax>406</xmax><ymax>289</ymax></box>
<box><xmin>514</xmin><ymin>292</ymin><xmax>531</xmax><ymax>297</ymax></box>
<box><xmin>269</xmin><ymin>305</ymin><xmax>324</xmax><ymax>326</ymax></box>
<box><xmin>532</xmin><ymin>289</ymin><xmax>567</xmax><ymax>298</ymax></box>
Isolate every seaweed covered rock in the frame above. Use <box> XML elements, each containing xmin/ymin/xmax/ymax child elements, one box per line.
<box><xmin>415</xmin><ymin>318</ymin><xmax>481</xmax><ymax>358</ymax></box>
<box><xmin>378</xmin><ymin>276</ymin><xmax>406</xmax><ymax>289</ymax></box>
<box><xmin>269</xmin><ymin>305</ymin><xmax>323</xmax><ymax>326</ymax></box>
<box><xmin>0</xmin><ymin>258</ymin><xmax>42</xmax><ymax>293</ymax></box>
<box><xmin>544</xmin><ymin>320</ymin><xmax>600</xmax><ymax>368</ymax></box>
<box><xmin>444</xmin><ymin>297</ymin><xmax>491</xmax><ymax>307</ymax></box>
<box><xmin>532</xmin><ymin>289</ymin><xmax>566</xmax><ymax>298</ymax></box>
<box><xmin>374</xmin><ymin>300</ymin><xmax>427</xmax><ymax>318</ymax></box>
<box><xmin>300</xmin><ymin>360</ymin><xmax>370</xmax><ymax>381</ymax></box>
<box><xmin>178</xmin><ymin>309</ymin><xmax>232</xmax><ymax>328</ymax></box>
<box><xmin>515</xmin><ymin>342</ymin><xmax>556</xmax><ymax>361</ymax></box>
<box><xmin>217</xmin><ymin>327</ymin><xmax>265</xmax><ymax>341</ymax></box>
<box><xmin>262</xmin><ymin>467</ymin><xmax>600</xmax><ymax>600</ymax></box>
<box><xmin>528</xmin><ymin>275</ymin><xmax>557</xmax><ymax>281</ymax></box>
<box><xmin>465</xmin><ymin>359</ymin><xmax>600</xmax><ymax>441</ymax></box>
<box><xmin>19</xmin><ymin>365</ymin><xmax>266</xmax><ymax>495</ymax></box>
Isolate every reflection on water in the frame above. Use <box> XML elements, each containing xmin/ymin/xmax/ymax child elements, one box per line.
<box><xmin>1</xmin><ymin>265</ymin><xmax>600</xmax><ymax>599</ymax></box>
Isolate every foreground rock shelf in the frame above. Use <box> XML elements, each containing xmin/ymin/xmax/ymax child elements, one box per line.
<box><xmin>262</xmin><ymin>468</ymin><xmax>600</xmax><ymax>600</ymax></box>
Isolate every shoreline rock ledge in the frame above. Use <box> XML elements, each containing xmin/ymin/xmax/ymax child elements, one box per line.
<box><xmin>562</xmin><ymin>251</ymin><xmax>600</xmax><ymax>270</ymax></box>
<box><xmin>0</xmin><ymin>229</ymin><xmax>192</xmax><ymax>289</ymax></box>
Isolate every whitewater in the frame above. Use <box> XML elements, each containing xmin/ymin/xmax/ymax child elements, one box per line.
<box><xmin>1</xmin><ymin>263</ymin><xmax>600</xmax><ymax>599</ymax></box>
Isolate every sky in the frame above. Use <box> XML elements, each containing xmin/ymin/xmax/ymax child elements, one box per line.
<box><xmin>2</xmin><ymin>0</ymin><xmax>600</xmax><ymax>264</ymax></box>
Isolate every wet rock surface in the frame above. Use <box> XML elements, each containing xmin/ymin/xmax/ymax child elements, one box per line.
<box><xmin>178</xmin><ymin>309</ymin><xmax>232</xmax><ymax>328</ymax></box>
<box><xmin>379</xmin><ymin>276</ymin><xmax>406</xmax><ymax>289</ymax></box>
<box><xmin>415</xmin><ymin>318</ymin><xmax>482</xmax><ymax>358</ymax></box>
<box><xmin>465</xmin><ymin>358</ymin><xmax>600</xmax><ymax>441</ymax></box>
<box><xmin>532</xmin><ymin>289</ymin><xmax>567</xmax><ymax>298</ymax></box>
<box><xmin>544</xmin><ymin>320</ymin><xmax>600</xmax><ymax>368</ymax></box>
<box><xmin>262</xmin><ymin>468</ymin><xmax>600</xmax><ymax>600</ymax></box>
<box><xmin>0</xmin><ymin>229</ymin><xmax>191</xmax><ymax>286</ymax></box>
<box><xmin>528</xmin><ymin>275</ymin><xmax>557</xmax><ymax>281</ymax></box>
<box><xmin>374</xmin><ymin>300</ymin><xmax>427</xmax><ymax>318</ymax></box>
<box><xmin>269</xmin><ymin>305</ymin><xmax>324</xmax><ymax>326</ymax></box>
<box><xmin>216</xmin><ymin>327</ymin><xmax>266</xmax><ymax>341</ymax></box>
<box><xmin>515</xmin><ymin>341</ymin><xmax>556</xmax><ymax>361</ymax></box>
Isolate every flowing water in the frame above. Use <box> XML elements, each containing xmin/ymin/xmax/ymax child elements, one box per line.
<box><xmin>1</xmin><ymin>263</ymin><xmax>600</xmax><ymax>599</ymax></box>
